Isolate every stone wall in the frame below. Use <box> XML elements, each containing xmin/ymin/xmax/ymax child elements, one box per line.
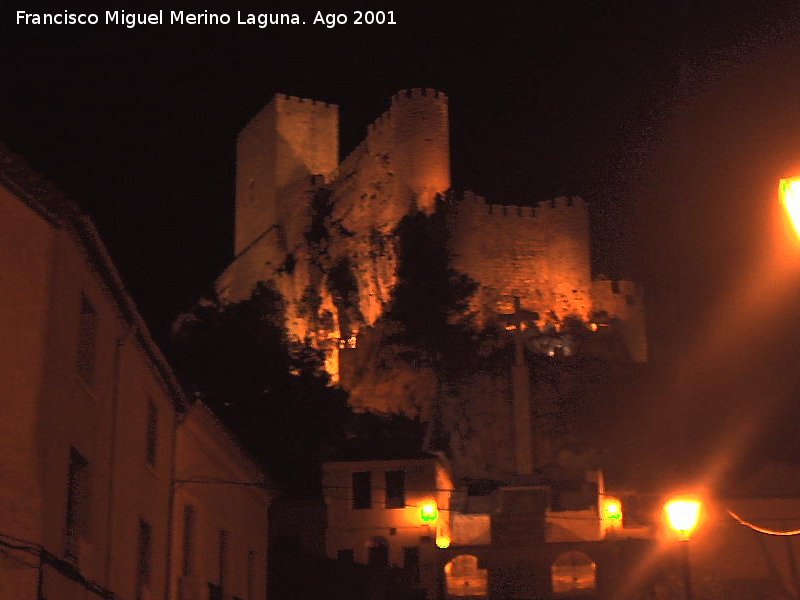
<box><xmin>235</xmin><ymin>95</ymin><xmax>338</xmax><ymax>255</ymax></box>
<box><xmin>219</xmin><ymin>89</ymin><xmax>647</xmax><ymax>389</ymax></box>
<box><xmin>448</xmin><ymin>192</ymin><xmax>592</xmax><ymax>327</ymax></box>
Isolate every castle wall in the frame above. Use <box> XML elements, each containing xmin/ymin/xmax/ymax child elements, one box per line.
<box><xmin>223</xmin><ymin>89</ymin><xmax>646</xmax><ymax>387</ymax></box>
<box><xmin>235</xmin><ymin>95</ymin><xmax>338</xmax><ymax>255</ymax></box>
<box><xmin>448</xmin><ymin>193</ymin><xmax>591</xmax><ymax>326</ymax></box>
<box><xmin>539</xmin><ymin>196</ymin><xmax>592</xmax><ymax>321</ymax></box>
<box><xmin>388</xmin><ymin>89</ymin><xmax>450</xmax><ymax>214</ymax></box>
<box><xmin>590</xmin><ymin>279</ymin><xmax>647</xmax><ymax>362</ymax></box>
<box><xmin>327</xmin><ymin>89</ymin><xmax>450</xmax><ymax>331</ymax></box>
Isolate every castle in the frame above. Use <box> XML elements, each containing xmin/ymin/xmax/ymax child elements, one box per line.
<box><xmin>216</xmin><ymin>89</ymin><xmax>647</xmax><ymax>388</ymax></box>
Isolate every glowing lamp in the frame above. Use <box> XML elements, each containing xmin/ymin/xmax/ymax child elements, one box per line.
<box><xmin>664</xmin><ymin>497</ymin><xmax>702</xmax><ymax>541</ymax></box>
<box><xmin>436</xmin><ymin>533</ymin><xmax>451</xmax><ymax>549</ymax></box>
<box><xmin>419</xmin><ymin>500</ymin><xmax>438</xmax><ymax>524</ymax></box>
<box><xmin>602</xmin><ymin>497</ymin><xmax>623</xmax><ymax>524</ymax></box>
<box><xmin>780</xmin><ymin>176</ymin><xmax>800</xmax><ymax>240</ymax></box>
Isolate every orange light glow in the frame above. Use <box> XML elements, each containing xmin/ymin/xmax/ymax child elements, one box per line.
<box><xmin>590</xmin><ymin>322</ymin><xmax>598</xmax><ymax>332</ymax></box>
<box><xmin>420</xmin><ymin>500</ymin><xmax>438</xmax><ymax>523</ymax></box>
<box><xmin>436</xmin><ymin>533</ymin><xmax>451</xmax><ymax>548</ymax></box>
<box><xmin>664</xmin><ymin>497</ymin><xmax>702</xmax><ymax>541</ymax></box>
<box><xmin>601</xmin><ymin>496</ymin><xmax>623</xmax><ymax>528</ymax></box>
<box><xmin>780</xmin><ymin>176</ymin><xmax>800</xmax><ymax>240</ymax></box>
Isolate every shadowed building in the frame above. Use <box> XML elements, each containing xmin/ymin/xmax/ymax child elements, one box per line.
<box><xmin>0</xmin><ymin>147</ymin><xmax>270</xmax><ymax>600</ymax></box>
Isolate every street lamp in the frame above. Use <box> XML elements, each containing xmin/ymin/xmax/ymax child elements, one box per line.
<box><xmin>419</xmin><ymin>499</ymin><xmax>439</xmax><ymax>524</ymax></box>
<box><xmin>779</xmin><ymin>176</ymin><xmax>800</xmax><ymax>240</ymax></box>
<box><xmin>663</xmin><ymin>497</ymin><xmax>703</xmax><ymax>600</ymax></box>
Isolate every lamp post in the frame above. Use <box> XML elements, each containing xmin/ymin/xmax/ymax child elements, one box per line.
<box><xmin>664</xmin><ymin>497</ymin><xmax>702</xmax><ymax>600</ymax></box>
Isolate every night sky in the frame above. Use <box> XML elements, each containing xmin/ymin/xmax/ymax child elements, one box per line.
<box><xmin>6</xmin><ymin>1</ymin><xmax>800</xmax><ymax>484</ymax></box>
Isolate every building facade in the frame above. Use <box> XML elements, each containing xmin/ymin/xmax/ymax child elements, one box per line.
<box><xmin>171</xmin><ymin>403</ymin><xmax>270</xmax><ymax>600</ymax></box>
<box><xmin>0</xmin><ymin>147</ymin><xmax>270</xmax><ymax>600</ymax></box>
<box><xmin>322</xmin><ymin>457</ymin><xmax>453</xmax><ymax>574</ymax></box>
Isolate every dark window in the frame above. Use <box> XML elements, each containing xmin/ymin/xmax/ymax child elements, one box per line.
<box><xmin>64</xmin><ymin>447</ymin><xmax>89</xmax><ymax>563</ymax></box>
<box><xmin>182</xmin><ymin>505</ymin><xmax>195</xmax><ymax>577</ymax></box>
<box><xmin>218</xmin><ymin>530</ymin><xmax>228</xmax><ymax>589</ymax></box>
<box><xmin>403</xmin><ymin>546</ymin><xmax>420</xmax><ymax>580</ymax></box>
<box><xmin>337</xmin><ymin>549</ymin><xmax>354</xmax><ymax>562</ymax></box>
<box><xmin>76</xmin><ymin>295</ymin><xmax>97</xmax><ymax>383</ymax></box>
<box><xmin>146</xmin><ymin>400</ymin><xmax>158</xmax><ymax>466</ymax></box>
<box><xmin>208</xmin><ymin>583</ymin><xmax>223</xmax><ymax>600</ymax></box>
<box><xmin>368</xmin><ymin>537</ymin><xmax>389</xmax><ymax>567</ymax></box>
<box><xmin>352</xmin><ymin>472</ymin><xmax>371</xmax><ymax>509</ymax></box>
<box><xmin>385</xmin><ymin>471</ymin><xmax>405</xmax><ymax>508</ymax></box>
<box><xmin>247</xmin><ymin>550</ymin><xmax>256</xmax><ymax>600</ymax></box>
<box><xmin>135</xmin><ymin>518</ymin><xmax>152</xmax><ymax>600</ymax></box>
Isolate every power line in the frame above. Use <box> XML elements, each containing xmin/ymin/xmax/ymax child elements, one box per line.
<box><xmin>726</xmin><ymin>508</ymin><xmax>800</xmax><ymax>536</ymax></box>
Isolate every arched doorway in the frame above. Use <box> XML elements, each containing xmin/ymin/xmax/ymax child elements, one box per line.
<box><xmin>444</xmin><ymin>554</ymin><xmax>488</xmax><ymax>598</ymax></box>
<box><xmin>551</xmin><ymin>550</ymin><xmax>596</xmax><ymax>596</ymax></box>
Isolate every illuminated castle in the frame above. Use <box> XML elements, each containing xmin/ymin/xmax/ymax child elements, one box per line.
<box><xmin>217</xmin><ymin>89</ymin><xmax>647</xmax><ymax>385</ymax></box>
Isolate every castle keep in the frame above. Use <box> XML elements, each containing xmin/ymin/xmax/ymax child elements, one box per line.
<box><xmin>217</xmin><ymin>89</ymin><xmax>647</xmax><ymax>385</ymax></box>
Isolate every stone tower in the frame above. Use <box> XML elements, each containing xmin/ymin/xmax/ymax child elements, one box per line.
<box><xmin>234</xmin><ymin>94</ymin><xmax>339</xmax><ymax>255</ymax></box>
<box><xmin>218</xmin><ymin>89</ymin><xmax>647</xmax><ymax>388</ymax></box>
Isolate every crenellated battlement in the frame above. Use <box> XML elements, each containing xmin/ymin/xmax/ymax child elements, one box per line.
<box><xmin>366</xmin><ymin>110</ymin><xmax>392</xmax><ymax>136</ymax></box>
<box><xmin>486</xmin><ymin>203</ymin><xmax>537</xmax><ymax>218</ymax></box>
<box><xmin>391</xmin><ymin>87</ymin><xmax>448</xmax><ymax>104</ymax></box>
<box><xmin>456</xmin><ymin>192</ymin><xmax>588</xmax><ymax>220</ymax></box>
<box><xmin>273</xmin><ymin>93</ymin><xmax>338</xmax><ymax>110</ymax></box>
<box><xmin>540</xmin><ymin>195</ymin><xmax>585</xmax><ymax>210</ymax></box>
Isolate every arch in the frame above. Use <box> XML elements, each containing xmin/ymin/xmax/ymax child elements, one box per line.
<box><xmin>551</xmin><ymin>550</ymin><xmax>596</xmax><ymax>596</ymax></box>
<box><xmin>444</xmin><ymin>554</ymin><xmax>488</xmax><ymax>598</ymax></box>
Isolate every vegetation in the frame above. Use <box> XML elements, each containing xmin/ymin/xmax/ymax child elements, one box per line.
<box><xmin>170</xmin><ymin>282</ymin><xmax>350</xmax><ymax>487</ymax></box>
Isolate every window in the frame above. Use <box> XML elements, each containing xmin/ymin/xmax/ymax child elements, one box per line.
<box><xmin>337</xmin><ymin>549</ymin><xmax>354</xmax><ymax>562</ymax></box>
<box><xmin>182</xmin><ymin>505</ymin><xmax>195</xmax><ymax>577</ymax></box>
<box><xmin>247</xmin><ymin>550</ymin><xmax>256</xmax><ymax>600</ymax></box>
<box><xmin>135</xmin><ymin>518</ymin><xmax>152</xmax><ymax>600</ymax></box>
<box><xmin>64</xmin><ymin>447</ymin><xmax>90</xmax><ymax>563</ymax></box>
<box><xmin>145</xmin><ymin>400</ymin><xmax>158</xmax><ymax>466</ymax></box>
<box><xmin>385</xmin><ymin>471</ymin><xmax>405</xmax><ymax>509</ymax></box>
<box><xmin>403</xmin><ymin>547</ymin><xmax>419</xmax><ymax>580</ymax></box>
<box><xmin>76</xmin><ymin>295</ymin><xmax>97</xmax><ymax>383</ymax></box>
<box><xmin>208</xmin><ymin>583</ymin><xmax>223</xmax><ymax>600</ymax></box>
<box><xmin>218</xmin><ymin>530</ymin><xmax>228</xmax><ymax>590</ymax></box>
<box><xmin>367</xmin><ymin>537</ymin><xmax>388</xmax><ymax>567</ymax></box>
<box><xmin>352</xmin><ymin>472</ymin><xmax>371</xmax><ymax>509</ymax></box>
<box><xmin>551</xmin><ymin>551</ymin><xmax>596</xmax><ymax>596</ymax></box>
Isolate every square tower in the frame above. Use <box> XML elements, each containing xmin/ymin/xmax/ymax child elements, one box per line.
<box><xmin>235</xmin><ymin>94</ymin><xmax>338</xmax><ymax>255</ymax></box>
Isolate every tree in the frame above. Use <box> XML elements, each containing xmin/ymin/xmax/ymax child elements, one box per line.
<box><xmin>170</xmin><ymin>282</ymin><xmax>350</xmax><ymax>487</ymax></box>
<box><xmin>380</xmin><ymin>198</ymin><xmax>479</xmax><ymax>381</ymax></box>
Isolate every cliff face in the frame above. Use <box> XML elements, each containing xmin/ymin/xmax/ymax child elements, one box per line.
<box><xmin>217</xmin><ymin>89</ymin><xmax>647</xmax><ymax>386</ymax></box>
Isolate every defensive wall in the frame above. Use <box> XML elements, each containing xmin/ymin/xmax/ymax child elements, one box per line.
<box><xmin>219</xmin><ymin>88</ymin><xmax>648</xmax><ymax>381</ymax></box>
<box><xmin>448</xmin><ymin>191</ymin><xmax>592</xmax><ymax>327</ymax></box>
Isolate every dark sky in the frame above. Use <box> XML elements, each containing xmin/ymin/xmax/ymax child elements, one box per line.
<box><xmin>6</xmin><ymin>1</ymin><xmax>800</xmax><ymax>484</ymax></box>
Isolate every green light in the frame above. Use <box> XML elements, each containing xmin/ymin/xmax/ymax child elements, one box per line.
<box><xmin>602</xmin><ymin>498</ymin><xmax>622</xmax><ymax>522</ymax></box>
<box><xmin>420</xmin><ymin>501</ymin><xmax>438</xmax><ymax>523</ymax></box>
